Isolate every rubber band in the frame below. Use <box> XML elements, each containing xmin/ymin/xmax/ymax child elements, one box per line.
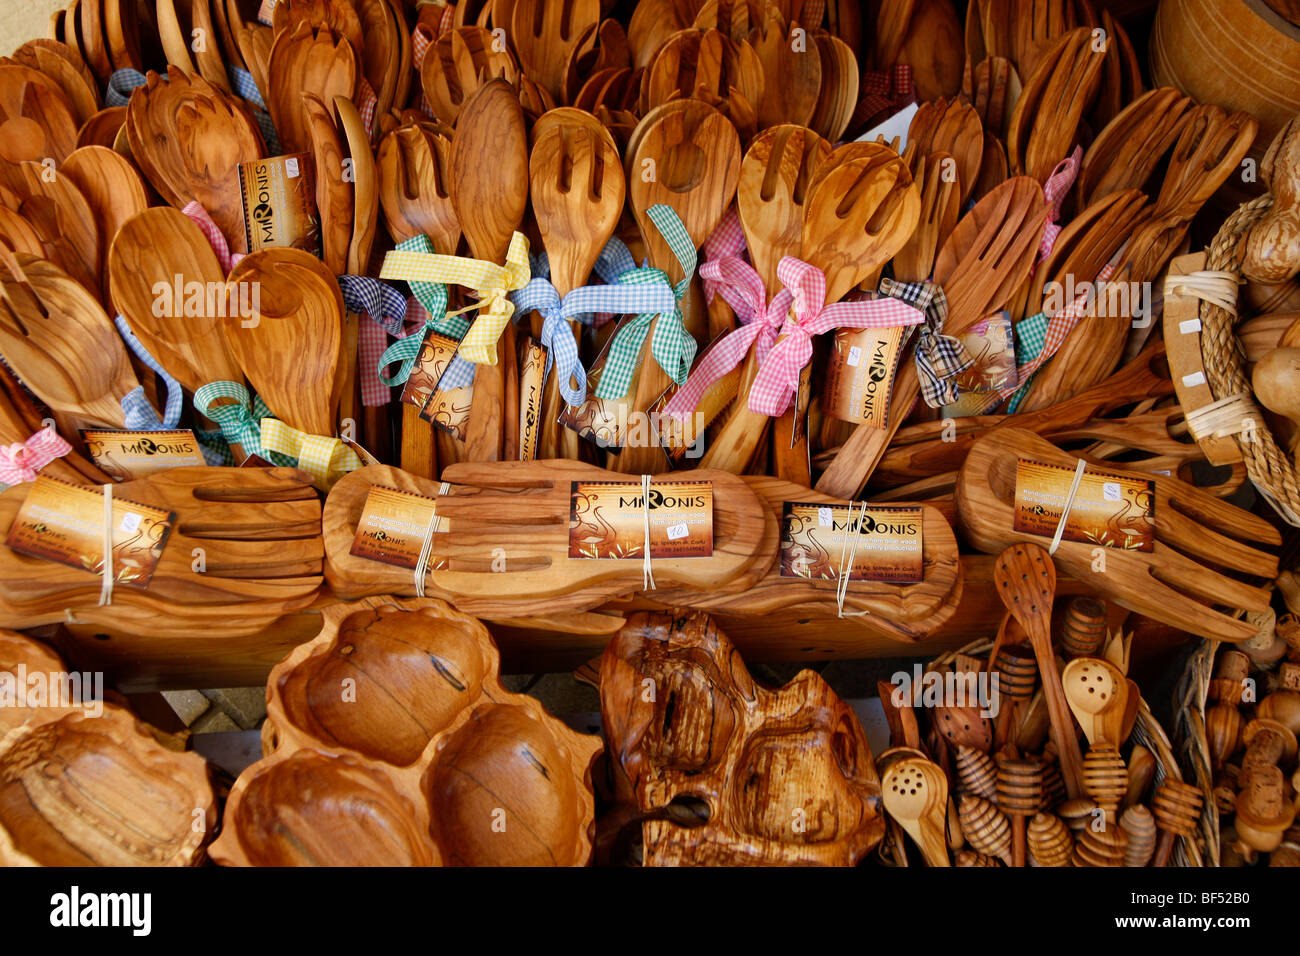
<box><xmin>414</xmin><ymin>481</ymin><xmax>450</xmax><ymax>598</ymax></box>
<box><xmin>98</xmin><ymin>484</ymin><xmax>113</xmax><ymax>607</ymax></box>
<box><xmin>1049</xmin><ymin>459</ymin><xmax>1088</xmax><ymax>555</ymax></box>
<box><xmin>641</xmin><ymin>475</ymin><xmax>656</xmax><ymax>591</ymax></box>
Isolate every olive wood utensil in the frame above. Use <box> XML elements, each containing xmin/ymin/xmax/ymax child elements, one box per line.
<box><xmin>808</xmin><ymin>33</ymin><xmax>858</xmax><ymax>143</ymax></box>
<box><xmin>0</xmin><ymin>156</ymin><xmax>101</xmax><ymax>297</ymax></box>
<box><xmin>333</xmin><ymin>94</ymin><xmax>378</xmax><ymax>275</ymax></box>
<box><xmin>882</xmin><ymin>756</ymin><xmax>951</xmax><ymax>866</ymax></box>
<box><xmin>751</xmin><ymin>9</ymin><xmax>820</xmax><ymax>129</ymax></box>
<box><xmin>959</xmin><ymin>428</ymin><xmax>1279</xmax><ymax>643</ymax></box>
<box><xmin>817</xmin><ymin>176</ymin><xmax>1047</xmax><ymax>497</ymax></box>
<box><xmin>267</xmin><ymin>22</ymin><xmax>357</xmax><ymax>156</ymax></box>
<box><xmin>60</xmin><ymin>145</ymin><xmax>147</xmax><ymax>299</ymax></box>
<box><xmin>510</xmin><ymin>0</ymin><xmax>600</xmax><ymax>102</ymax></box>
<box><xmin>108</xmin><ymin>207</ymin><xmax>244</xmax><ymax>395</ymax></box>
<box><xmin>224</xmin><ymin>248</ymin><xmax>343</xmax><ymax>437</ymax></box>
<box><xmin>894</xmin><ymin>150</ymin><xmax>959</xmax><ymax>282</ymax></box>
<box><xmin>1062</xmin><ymin>656</ymin><xmax>1131</xmax><ymax>747</ymax></box>
<box><xmin>1078</xmin><ymin>86</ymin><xmax>1193</xmax><ymax>207</ymax></box>
<box><xmin>377</xmin><ymin>122</ymin><xmax>458</xmax><ymax>249</ymax></box>
<box><xmin>7</xmin><ymin>40</ymin><xmax>101</xmax><ymax>127</ymax></box>
<box><xmin>1005</xmin><ymin>27</ymin><xmax>1104</xmax><ymax>182</ymax></box>
<box><xmin>906</xmin><ymin>97</ymin><xmax>983</xmax><ymax>205</ymax></box>
<box><xmin>993</xmin><ymin>543</ymin><xmax>1085</xmax><ymax>799</ymax></box>
<box><xmin>0</xmin><ymin>252</ymin><xmax>136</xmax><ymax>428</ymax></box>
<box><xmin>420</xmin><ymin>26</ymin><xmax>519</xmax><ymax>126</ymax></box>
<box><xmin>300</xmin><ymin>93</ymin><xmax>353</xmax><ymax>276</ymax></box>
<box><xmin>125</xmin><ymin>66</ymin><xmax>264</xmax><ymax>255</ymax></box>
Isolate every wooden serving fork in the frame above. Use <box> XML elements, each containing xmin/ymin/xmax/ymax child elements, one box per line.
<box><xmin>959</xmin><ymin>428</ymin><xmax>1280</xmax><ymax>643</ymax></box>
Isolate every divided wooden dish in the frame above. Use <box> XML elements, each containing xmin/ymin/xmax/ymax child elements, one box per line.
<box><xmin>210</xmin><ymin>596</ymin><xmax>602</xmax><ymax>866</ymax></box>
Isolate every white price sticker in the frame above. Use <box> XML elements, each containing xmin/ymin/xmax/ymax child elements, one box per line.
<box><xmin>1102</xmin><ymin>482</ymin><xmax>1121</xmax><ymax>502</ymax></box>
<box><xmin>120</xmin><ymin>512</ymin><xmax>142</xmax><ymax>534</ymax></box>
<box><xmin>665</xmin><ymin>522</ymin><xmax>688</xmax><ymax>541</ymax></box>
<box><xmin>846</xmin><ymin>346</ymin><xmax>862</xmax><ymax>368</ymax></box>
<box><xmin>818</xmin><ymin>507</ymin><xmax>833</xmax><ymax>527</ymax></box>
<box><xmin>285</xmin><ymin>157</ymin><xmax>300</xmax><ymax>178</ymax></box>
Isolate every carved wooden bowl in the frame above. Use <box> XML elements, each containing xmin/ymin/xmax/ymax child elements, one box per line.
<box><xmin>0</xmin><ymin>705</ymin><xmax>215</xmax><ymax>866</ymax></box>
<box><xmin>599</xmin><ymin>611</ymin><xmax>886</xmax><ymax>866</ymax></box>
<box><xmin>211</xmin><ymin>597</ymin><xmax>602</xmax><ymax>867</ymax></box>
<box><xmin>0</xmin><ymin>629</ymin><xmax>79</xmax><ymax>735</ymax></box>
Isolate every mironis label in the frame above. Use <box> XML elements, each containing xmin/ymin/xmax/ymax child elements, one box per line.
<box><xmin>568</xmin><ymin>480</ymin><xmax>713</xmax><ymax>559</ymax></box>
<box><xmin>349</xmin><ymin>485</ymin><xmax>446</xmax><ymax>570</ymax></box>
<box><xmin>1013</xmin><ymin>459</ymin><xmax>1155</xmax><ymax>552</ymax></box>
<box><xmin>517</xmin><ymin>337</ymin><xmax>547</xmax><ymax>461</ymax></box>
<box><xmin>780</xmin><ymin>502</ymin><xmax>924</xmax><ymax>583</ymax></box>
<box><xmin>823</xmin><ymin>326</ymin><xmax>907</xmax><ymax>428</ymax></box>
<box><xmin>81</xmin><ymin>429</ymin><xmax>206</xmax><ymax>481</ymax></box>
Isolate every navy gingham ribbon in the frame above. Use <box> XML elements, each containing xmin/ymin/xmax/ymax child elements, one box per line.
<box><xmin>878</xmin><ymin>278</ymin><xmax>974</xmax><ymax>407</ymax></box>
<box><xmin>114</xmin><ymin>316</ymin><xmax>184</xmax><ymax>431</ymax></box>
<box><xmin>593</xmin><ymin>206</ymin><xmax>697</xmax><ymax>400</ymax></box>
<box><xmin>227</xmin><ymin>65</ymin><xmax>282</xmax><ymax>154</ymax></box>
<box><xmin>106</xmin><ymin>68</ymin><xmax>147</xmax><ymax>107</ymax></box>
<box><xmin>337</xmin><ymin>273</ymin><xmax>437</xmax><ymax>388</ymax></box>
<box><xmin>512</xmin><ymin>277</ymin><xmax>677</xmax><ymax>407</ymax></box>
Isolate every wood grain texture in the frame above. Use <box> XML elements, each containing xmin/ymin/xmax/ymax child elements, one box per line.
<box><xmin>267</xmin><ymin>22</ymin><xmax>356</xmax><ymax>156</ymax></box>
<box><xmin>599</xmin><ymin>610</ymin><xmax>886</xmax><ymax>866</ymax></box>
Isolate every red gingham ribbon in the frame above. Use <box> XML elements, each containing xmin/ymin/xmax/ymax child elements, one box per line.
<box><xmin>858</xmin><ymin>65</ymin><xmax>916</xmax><ymax>125</ymax></box>
<box><xmin>662</xmin><ymin>257</ymin><xmax>789</xmax><ymax>421</ymax></box>
<box><xmin>747</xmin><ymin>257</ymin><xmax>924</xmax><ymax>416</ymax></box>
<box><xmin>357</xmin><ymin>79</ymin><xmax>378</xmax><ymax>136</ymax></box>
<box><xmin>1038</xmin><ymin>146</ymin><xmax>1083</xmax><ymax>261</ymax></box>
<box><xmin>0</xmin><ymin>427</ymin><xmax>71</xmax><ymax>486</ymax></box>
<box><xmin>996</xmin><ymin>259</ymin><xmax>1119</xmax><ymax>401</ymax></box>
<box><xmin>183</xmin><ymin>201</ymin><xmax>242</xmax><ymax>272</ymax></box>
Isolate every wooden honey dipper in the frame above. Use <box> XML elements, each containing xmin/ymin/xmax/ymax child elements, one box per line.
<box><xmin>996</xmin><ymin>753</ymin><xmax>1043</xmax><ymax>867</ymax></box>
<box><xmin>958</xmin><ymin>795</ymin><xmax>1013</xmax><ymax>866</ymax></box>
<box><xmin>1027</xmin><ymin>812</ymin><xmax>1072</xmax><ymax>867</ymax></box>
<box><xmin>1152</xmin><ymin>780</ymin><xmax>1205</xmax><ymax>867</ymax></box>
<box><xmin>1082</xmin><ymin>743</ymin><xmax>1128</xmax><ymax>823</ymax></box>
<box><xmin>1072</xmin><ymin>821</ymin><xmax>1130</xmax><ymax>867</ymax></box>
<box><xmin>1060</xmin><ymin>596</ymin><xmax>1108</xmax><ymax>658</ymax></box>
<box><xmin>992</xmin><ymin>643</ymin><xmax>1038</xmax><ymax>745</ymax></box>
<box><xmin>1121</xmin><ymin>805</ymin><xmax>1157</xmax><ymax>866</ymax></box>
<box><xmin>954</xmin><ymin>745</ymin><xmax>997</xmax><ymax>801</ymax></box>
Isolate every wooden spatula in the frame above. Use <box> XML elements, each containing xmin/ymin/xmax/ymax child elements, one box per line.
<box><xmin>960</xmin><ymin>428</ymin><xmax>1279</xmax><ymax>643</ymax></box>
<box><xmin>224</xmin><ymin>248</ymin><xmax>343</xmax><ymax>437</ymax></box>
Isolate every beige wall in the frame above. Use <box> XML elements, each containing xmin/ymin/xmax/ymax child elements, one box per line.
<box><xmin>3</xmin><ymin>0</ymin><xmax>66</xmax><ymax>54</ymax></box>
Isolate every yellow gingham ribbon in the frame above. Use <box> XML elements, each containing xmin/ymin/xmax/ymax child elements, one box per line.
<box><xmin>260</xmin><ymin>418</ymin><xmax>363</xmax><ymax>491</ymax></box>
<box><xmin>380</xmin><ymin>232</ymin><xmax>531</xmax><ymax>374</ymax></box>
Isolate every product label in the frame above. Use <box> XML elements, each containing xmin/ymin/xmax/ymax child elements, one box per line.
<box><xmin>402</xmin><ymin>330</ymin><xmax>472</xmax><ymax>440</ymax></box>
<box><xmin>558</xmin><ymin>323</ymin><xmax>635</xmax><ymax>448</ymax></box>
<box><xmin>517</xmin><ymin>337</ymin><xmax>547</xmax><ymax>461</ymax></box>
<box><xmin>1013</xmin><ymin>459</ymin><xmax>1155</xmax><ymax>552</ymax></box>
<box><xmin>568</xmin><ymin>480</ymin><xmax>713</xmax><ymax>559</ymax></box>
<box><xmin>81</xmin><ymin>429</ymin><xmax>206</xmax><ymax>481</ymax></box>
<box><xmin>349</xmin><ymin>485</ymin><xmax>446</xmax><ymax>570</ymax></box>
<box><xmin>824</xmin><ymin>326</ymin><xmax>907</xmax><ymax>427</ymax></box>
<box><xmin>780</xmin><ymin>502</ymin><xmax>924</xmax><ymax>583</ymax></box>
<box><xmin>943</xmin><ymin>312</ymin><xmax>1017</xmax><ymax>418</ymax></box>
<box><xmin>238</xmin><ymin>153</ymin><xmax>321</xmax><ymax>256</ymax></box>
<box><xmin>5</xmin><ymin>476</ymin><xmax>173</xmax><ymax>588</ymax></box>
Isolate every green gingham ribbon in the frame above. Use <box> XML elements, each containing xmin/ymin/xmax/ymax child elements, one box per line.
<box><xmin>1005</xmin><ymin>312</ymin><xmax>1047</xmax><ymax>413</ymax></box>
<box><xmin>379</xmin><ymin>235</ymin><xmax>469</xmax><ymax>386</ymax></box>
<box><xmin>192</xmin><ymin>382</ymin><xmax>294</xmax><ymax>466</ymax></box>
<box><xmin>593</xmin><ymin>205</ymin><xmax>697</xmax><ymax>401</ymax></box>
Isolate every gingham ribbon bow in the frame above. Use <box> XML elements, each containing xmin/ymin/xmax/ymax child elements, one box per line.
<box><xmin>260</xmin><ymin>418</ymin><xmax>363</xmax><ymax>491</ymax></box>
<box><xmin>700</xmin><ymin>208</ymin><xmax>747</xmax><ymax>302</ymax></box>
<box><xmin>1038</xmin><ymin>147</ymin><xmax>1082</xmax><ymax>261</ymax></box>
<box><xmin>338</xmin><ymin>275</ymin><xmax>420</xmax><ymax>403</ymax></box>
<box><xmin>194</xmin><ymin>382</ymin><xmax>286</xmax><ymax>463</ymax></box>
<box><xmin>749</xmin><ymin>258</ymin><xmax>924</xmax><ymax>416</ymax></box>
<box><xmin>106</xmin><ymin>68</ymin><xmax>147</xmax><ymax>107</ymax></box>
<box><xmin>877</xmin><ymin>279</ymin><xmax>975</xmax><ymax>407</ymax></box>
<box><xmin>182</xmin><ymin>201</ymin><xmax>243</xmax><ymax>272</ymax></box>
<box><xmin>661</xmin><ymin>253</ymin><xmax>788</xmax><ymax>421</ymax></box>
<box><xmin>380</xmin><ymin>232</ymin><xmax>530</xmax><ymax>391</ymax></box>
<box><xmin>114</xmin><ymin>316</ymin><xmax>184</xmax><ymax>430</ymax></box>
<box><xmin>593</xmin><ymin>205</ymin><xmax>697</xmax><ymax>401</ymax></box>
<box><xmin>0</xmin><ymin>427</ymin><xmax>71</xmax><ymax>486</ymax></box>
<box><xmin>857</xmin><ymin>64</ymin><xmax>916</xmax><ymax>126</ymax></box>
<box><xmin>512</xmin><ymin>277</ymin><xmax>676</xmax><ymax>407</ymax></box>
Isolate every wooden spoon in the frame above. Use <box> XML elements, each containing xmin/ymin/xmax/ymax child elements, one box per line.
<box><xmin>224</xmin><ymin>248</ymin><xmax>343</xmax><ymax>437</ymax></box>
<box><xmin>0</xmin><ymin>253</ymin><xmax>138</xmax><ymax>427</ymax></box>
<box><xmin>1062</xmin><ymin>656</ymin><xmax>1130</xmax><ymax>747</ymax></box>
<box><xmin>108</xmin><ymin>207</ymin><xmax>245</xmax><ymax>394</ymax></box>
<box><xmin>993</xmin><ymin>543</ymin><xmax>1085</xmax><ymax>800</ymax></box>
<box><xmin>881</xmin><ymin>756</ymin><xmax>951</xmax><ymax>867</ymax></box>
<box><xmin>333</xmin><ymin>95</ymin><xmax>377</xmax><ymax>275</ymax></box>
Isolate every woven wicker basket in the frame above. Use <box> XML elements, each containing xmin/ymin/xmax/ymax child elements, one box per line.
<box><xmin>875</xmin><ymin>638</ymin><xmax>1207</xmax><ymax>866</ymax></box>
<box><xmin>1173</xmin><ymin>639</ymin><xmax>1223</xmax><ymax>866</ymax></box>
<box><xmin>1198</xmin><ymin>194</ymin><xmax>1300</xmax><ymax>526</ymax></box>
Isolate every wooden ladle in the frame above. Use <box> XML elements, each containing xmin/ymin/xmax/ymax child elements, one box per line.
<box><xmin>881</xmin><ymin>755</ymin><xmax>951</xmax><ymax>866</ymax></box>
<box><xmin>993</xmin><ymin>543</ymin><xmax>1086</xmax><ymax>800</ymax></box>
<box><xmin>224</xmin><ymin>248</ymin><xmax>343</xmax><ymax>437</ymax></box>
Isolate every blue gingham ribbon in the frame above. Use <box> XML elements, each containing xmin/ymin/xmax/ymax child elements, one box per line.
<box><xmin>592</xmin><ymin>206</ymin><xmax>696</xmax><ymax>401</ymax></box>
<box><xmin>877</xmin><ymin>279</ymin><xmax>974</xmax><ymax>407</ymax></box>
<box><xmin>512</xmin><ymin>277</ymin><xmax>677</xmax><ymax>407</ymax></box>
<box><xmin>114</xmin><ymin>316</ymin><xmax>183</xmax><ymax>431</ymax></box>
<box><xmin>106</xmin><ymin>68</ymin><xmax>147</xmax><ymax>107</ymax></box>
<box><xmin>227</xmin><ymin>65</ymin><xmax>281</xmax><ymax>154</ymax></box>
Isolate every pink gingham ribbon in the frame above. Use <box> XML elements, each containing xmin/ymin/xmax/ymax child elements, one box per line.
<box><xmin>0</xmin><ymin>427</ymin><xmax>71</xmax><ymax>486</ymax></box>
<box><xmin>996</xmin><ymin>258</ymin><xmax>1118</xmax><ymax>402</ymax></box>
<box><xmin>357</xmin><ymin>79</ymin><xmax>378</xmax><ymax>136</ymax></box>
<box><xmin>183</xmin><ymin>201</ymin><xmax>243</xmax><ymax>272</ymax></box>
<box><xmin>1037</xmin><ymin>147</ymin><xmax>1082</xmax><ymax>261</ymax></box>
<box><xmin>747</xmin><ymin>257</ymin><xmax>924</xmax><ymax>416</ymax></box>
<box><xmin>662</xmin><ymin>257</ymin><xmax>789</xmax><ymax>421</ymax></box>
<box><xmin>700</xmin><ymin>209</ymin><xmax>747</xmax><ymax>302</ymax></box>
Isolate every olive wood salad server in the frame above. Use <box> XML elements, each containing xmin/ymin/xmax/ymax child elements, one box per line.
<box><xmin>648</xmin><ymin>476</ymin><xmax>960</xmax><ymax>631</ymax></box>
<box><xmin>700</xmin><ymin>124</ymin><xmax>830</xmax><ymax>475</ymax></box>
<box><xmin>450</xmin><ymin>79</ymin><xmax>529</xmax><ymax>463</ymax></box>
<box><xmin>993</xmin><ymin>543</ymin><xmax>1086</xmax><ymax>800</ymax></box>
<box><xmin>0</xmin><ymin>467</ymin><xmax>323</xmax><ymax>609</ymax></box>
<box><xmin>0</xmin><ymin>252</ymin><xmax>136</xmax><ymax>428</ymax></box>
<box><xmin>1061</xmin><ymin>656</ymin><xmax>1131</xmax><ymax>747</ymax></box>
<box><xmin>959</xmin><ymin>428</ymin><xmax>1279</xmax><ymax>643</ymax></box>
<box><xmin>108</xmin><ymin>207</ymin><xmax>245</xmax><ymax>394</ymax></box>
<box><xmin>510</xmin><ymin>0</ymin><xmax>599</xmax><ymax>102</ymax></box>
<box><xmin>420</xmin><ymin>26</ymin><xmax>520</xmax><ymax>127</ymax></box>
<box><xmin>301</xmin><ymin>93</ymin><xmax>354</xmax><ymax>276</ymax></box>
<box><xmin>124</xmin><ymin>66</ymin><xmax>264</xmax><ymax>254</ymax></box>
<box><xmin>58</xmin><ymin>146</ymin><xmax>147</xmax><ymax>289</ymax></box>
<box><xmin>0</xmin><ymin>155</ymin><xmax>101</xmax><ymax>297</ymax></box>
<box><xmin>267</xmin><ymin>22</ymin><xmax>356</xmax><ymax>156</ymax></box>
<box><xmin>529</xmin><ymin>108</ymin><xmax>625</xmax><ymax>460</ymax></box>
<box><xmin>224</xmin><ymin>248</ymin><xmax>343</xmax><ymax>437</ymax></box>
<box><xmin>615</xmin><ymin>99</ymin><xmax>740</xmax><ymax>474</ymax></box>
<box><xmin>334</xmin><ymin>94</ymin><xmax>378</xmax><ymax>277</ymax></box>
<box><xmin>817</xmin><ymin>176</ymin><xmax>1047</xmax><ymax>497</ymax></box>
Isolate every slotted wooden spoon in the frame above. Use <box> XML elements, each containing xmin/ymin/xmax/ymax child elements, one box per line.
<box><xmin>1062</xmin><ymin>656</ymin><xmax>1132</xmax><ymax>747</ymax></box>
<box><xmin>882</xmin><ymin>756</ymin><xmax>951</xmax><ymax>866</ymax></box>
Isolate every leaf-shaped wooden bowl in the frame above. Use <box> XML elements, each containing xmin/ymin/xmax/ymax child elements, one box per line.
<box><xmin>124</xmin><ymin>65</ymin><xmax>264</xmax><ymax>253</ymax></box>
<box><xmin>211</xmin><ymin>596</ymin><xmax>602</xmax><ymax>866</ymax></box>
<box><xmin>0</xmin><ymin>705</ymin><xmax>216</xmax><ymax>866</ymax></box>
